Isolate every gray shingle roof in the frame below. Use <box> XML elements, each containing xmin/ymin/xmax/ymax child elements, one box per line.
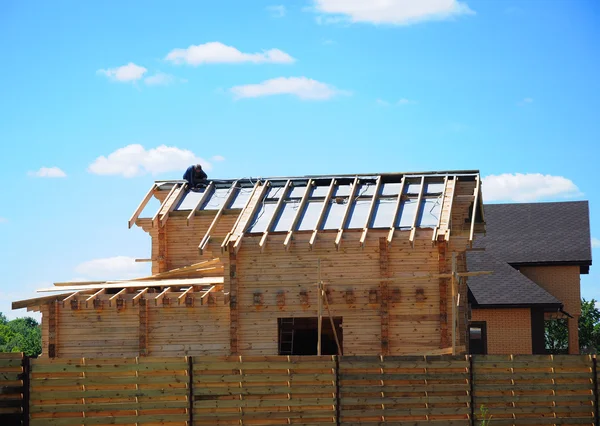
<box><xmin>467</xmin><ymin>251</ymin><xmax>561</xmax><ymax>307</ymax></box>
<box><xmin>468</xmin><ymin>201</ymin><xmax>591</xmax><ymax>308</ymax></box>
<box><xmin>475</xmin><ymin>201</ymin><xmax>592</xmax><ymax>267</ymax></box>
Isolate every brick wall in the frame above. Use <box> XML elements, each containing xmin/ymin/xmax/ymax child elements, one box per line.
<box><xmin>519</xmin><ymin>266</ymin><xmax>581</xmax><ymax>315</ymax></box>
<box><xmin>471</xmin><ymin>308</ymin><xmax>532</xmax><ymax>354</ymax></box>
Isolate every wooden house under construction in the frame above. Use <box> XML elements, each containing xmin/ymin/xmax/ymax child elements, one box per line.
<box><xmin>14</xmin><ymin>170</ymin><xmax>489</xmax><ymax>358</ymax></box>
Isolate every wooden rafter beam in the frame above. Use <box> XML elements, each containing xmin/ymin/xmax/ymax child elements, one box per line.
<box><xmin>334</xmin><ymin>177</ymin><xmax>359</xmax><ymax>250</ymax></box>
<box><xmin>469</xmin><ymin>175</ymin><xmax>481</xmax><ymax>244</ymax></box>
<box><xmin>154</xmin><ymin>287</ymin><xmax>171</xmax><ymax>305</ymax></box>
<box><xmin>283</xmin><ymin>179</ymin><xmax>313</xmax><ymax>251</ymax></box>
<box><xmin>359</xmin><ymin>176</ymin><xmax>382</xmax><ymax>248</ymax></box>
<box><xmin>309</xmin><ymin>179</ymin><xmax>336</xmax><ymax>250</ymax></box>
<box><xmin>445</xmin><ymin>177</ymin><xmax>458</xmax><ymax>242</ymax></box>
<box><xmin>178</xmin><ymin>286</ymin><xmax>195</xmax><ymax>304</ymax></box>
<box><xmin>201</xmin><ymin>285</ymin><xmax>216</xmax><ymax>304</ymax></box>
<box><xmin>198</xmin><ymin>180</ymin><xmax>240</xmax><ymax>254</ymax></box>
<box><xmin>387</xmin><ymin>176</ymin><xmax>406</xmax><ymax>245</ymax></box>
<box><xmin>152</xmin><ymin>183</ymin><xmax>179</xmax><ymax>228</ymax></box>
<box><xmin>129</xmin><ymin>183</ymin><xmax>157</xmax><ymax>228</ymax></box>
<box><xmin>432</xmin><ymin>176</ymin><xmax>448</xmax><ymax>242</ymax></box>
<box><xmin>221</xmin><ymin>180</ymin><xmax>263</xmax><ymax>251</ymax></box>
<box><xmin>61</xmin><ymin>291</ymin><xmax>80</xmax><ymax>308</ymax></box>
<box><xmin>232</xmin><ymin>181</ymin><xmax>271</xmax><ymax>254</ymax></box>
<box><xmin>85</xmin><ymin>288</ymin><xmax>105</xmax><ymax>303</ymax></box>
<box><xmin>160</xmin><ymin>183</ymin><xmax>187</xmax><ymax>228</ymax></box>
<box><xmin>132</xmin><ymin>288</ymin><xmax>149</xmax><ymax>306</ymax></box>
<box><xmin>108</xmin><ymin>288</ymin><xmax>128</xmax><ymax>303</ymax></box>
<box><xmin>259</xmin><ymin>180</ymin><xmax>292</xmax><ymax>252</ymax></box>
<box><xmin>186</xmin><ymin>182</ymin><xmax>215</xmax><ymax>226</ymax></box>
<box><xmin>409</xmin><ymin>176</ymin><xmax>426</xmax><ymax>245</ymax></box>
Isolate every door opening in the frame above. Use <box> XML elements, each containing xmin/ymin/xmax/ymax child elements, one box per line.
<box><xmin>278</xmin><ymin>317</ymin><xmax>342</xmax><ymax>355</ymax></box>
<box><xmin>469</xmin><ymin>322</ymin><xmax>487</xmax><ymax>354</ymax></box>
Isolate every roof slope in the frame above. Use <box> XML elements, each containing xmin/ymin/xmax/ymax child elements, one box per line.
<box><xmin>467</xmin><ymin>251</ymin><xmax>561</xmax><ymax>307</ymax></box>
<box><xmin>474</xmin><ymin>201</ymin><xmax>592</xmax><ymax>268</ymax></box>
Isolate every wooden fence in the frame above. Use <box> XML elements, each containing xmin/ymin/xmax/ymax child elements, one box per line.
<box><xmin>0</xmin><ymin>354</ymin><xmax>598</xmax><ymax>425</ymax></box>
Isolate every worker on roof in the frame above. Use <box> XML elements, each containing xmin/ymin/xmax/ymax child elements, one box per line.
<box><xmin>183</xmin><ymin>164</ymin><xmax>208</xmax><ymax>190</ymax></box>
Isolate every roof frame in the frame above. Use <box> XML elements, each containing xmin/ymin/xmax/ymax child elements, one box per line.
<box><xmin>198</xmin><ymin>180</ymin><xmax>240</xmax><ymax>254</ymax></box>
<box><xmin>445</xmin><ymin>177</ymin><xmax>458</xmax><ymax>242</ymax></box>
<box><xmin>129</xmin><ymin>183</ymin><xmax>157</xmax><ymax>229</ymax></box>
<box><xmin>221</xmin><ymin>180</ymin><xmax>263</xmax><ymax>251</ymax></box>
<box><xmin>178</xmin><ymin>286</ymin><xmax>195</xmax><ymax>304</ymax></box>
<box><xmin>259</xmin><ymin>180</ymin><xmax>292</xmax><ymax>252</ymax></box>
<box><xmin>334</xmin><ymin>177</ymin><xmax>359</xmax><ymax>250</ymax></box>
<box><xmin>108</xmin><ymin>288</ymin><xmax>128</xmax><ymax>307</ymax></box>
<box><xmin>309</xmin><ymin>179</ymin><xmax>336</xmax><ymax>250</ymax></box>
<box><xmin>469</xmin><ymin>175</ymin><xmax>481</xmax><ymax>245</ymax></box>
<box><xmin>432</xmin><ymin>176</ymin><xmax>449</xmax><ymax>242</ymax></box>
<box><xmin>387</xmin><ymin>176</ymin><xmax>406</xmax><ymax>245</ymax></box>
<box><xmin>359</xmin><ymin>176</ymin><xmax>382</xmax><ymax>248</ymax></box>
<box><xmin>186</xmin><ymin>182</ymin><xmax>215</xmax><ymax>226</ymax></box>
<box><xmin>283</xmin><ymin>179</ymin><xmax>313</xmax><ymax>251</ymax></box>
<box><xmin>154</xmin><ymin>287</ymin><xmax>171</xmax><ymax>305</ymax></box>
<box><xmin>152</xmin><ymin>183</ymin><xmax>180</xmax><ymax>228</ymax></box>
<box><xmin>85</xmin><ymin>288</ymin><xmax>105</xmax><ymax>304</ymax></box>
<box><xmin>201</xmin><ymin>285</ymin><xmax>216</xmax><ymax>304</ymax></box>
<box><xmin>409</xmin><ymin>176</ymin><xmax>426</xmax><ymax>246</ymax></box>
<box><xmin>232</xmin><ymin>181</ymin><xmax>272</xmax><ymax>254</ymax></box>
<box><xmin>132</xmin><ymin>288</ymin><xmax>149</xmax><ymax>305</ymax></box>
<box><xmin>159</xmin><ymin>183</ymin><xmax>187</xmax><ymax>228</ymax></box>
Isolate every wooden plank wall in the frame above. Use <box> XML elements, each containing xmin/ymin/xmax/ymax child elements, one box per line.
<box><xmin>0</xmin><ymin>353</ymin><xmax>26</xmax><ymax>426</ymax></box>
<box><xmin>339</xmin><ymin>355</ymin><xmax>471</xmax><ymax>425</ymax></box>
<box><xmin>473</xmin><ymin>354</ymin><xmax>595</xmax><ymax>425</ymax></box>
<box><xmin>29</xmin><ymin>356</ymin><xmax>189</xmax><ymax>426</ymax></box>
<box><xmin>192</xmin><ymin>356</ymin><xmax>337</xmax><ymax>425</ymax></box>
<box><xmin>234</xmin><ymin>232</ymin><xmax>445</xmax><ymax>356</ymax></box>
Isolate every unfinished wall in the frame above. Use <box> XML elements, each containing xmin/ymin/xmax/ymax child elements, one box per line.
<box><xmin>471</xmin><ymin>308</ymin><xmax>532</xmax><ymax>354</ymax></box>
<box><xmin>520</xmin><ymin>266</ymin><xmax>581</xmax><ymax>316</ymax></box>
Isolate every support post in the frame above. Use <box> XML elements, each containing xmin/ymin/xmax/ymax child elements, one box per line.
<box><xmin>157</xmin><ymin>224</ymin><xmax>168</xmax><ymax>273</ymax></box>
<box><xmin>469</xmin><ymin>355</ymin><xmax>475</xmax><ymax>426</ymax></box>
<box><xmin>317</xmin><ymin>259</ymin><xmax>322</xmax><ymax>356</ymax></box>
<box><xmin>379</xmin><ymin>238</ymin><xmax>390</xmax><ymax>355</ymax></box>
<box><xmin>229</xmin><ymin>246</ymin><xmax>239</xmax><ymax>355</ymax></box>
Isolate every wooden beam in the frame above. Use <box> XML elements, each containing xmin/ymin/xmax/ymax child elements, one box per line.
<box><xmin>154</xmin><ymin>287</ymin><xmax>171</xmax><ymax>305</ymax></box>
<box><xmin>152</xmin><ymin>183</ymin><xmax>179</xmax><ymax>228</ymax></box>
<box><xmin>334</xmin><ymin>177</ymin><xmax>359</xmax><ymax>250</ymax></box>
<box><xmin>128</xmin><ymin>183</ymin><xmax>157</xmax><ymax>228</ymax></box>
<box><xmin>201</xmin><ymin>285</ymin><xmax>216</xmax><ymax>305</ymax></box>
<box><xmin>85</xmin><ymin>288</ymin><xmax>105</xmax><ymax>304</ymax></box>
<box><xmin>61</xmin><ymin>291</ymin><xmax>80</xmax><ymax>308</ymax></box>
<box><xmin>178</xmin><ymin>286</ymin><xmax>195</xmax><ymax>304</ymax></box>
<box><xmin>186</xmin><ymin>182</ymin><xmax>215</xmax><ymax>226</ymax></box>
<box><xmin>139</xmin><ymin>298</ymin><xmax>148</xmax><ymax>356</ymax></box>
<box><xmin>309</xmin><ymin>179</ymin><xmax>336</xmax><ymax>249</ymax></box>
<box><xmin>359</xmin><ymin>176</ymin><xmax>382</xmax><ymax>248</ymax></box>
<box><xmin>198</xmin><ymin>180</ymin><xmax>240</xmax><ymax>254</ymax></box>
<box><xmin>445</xmin><ymin>177</ymin><xmax>458</xmax><ymax>242</ymax></box>
<box><xmin>283</xmin><ymin>179</ymin><xmax>313</xmax><ymax>251</ymax></box>
<box><xmin>12</xmin><ymin>294</ymin><xmax>65</xmax><ymax>310</ymax></box>
<box><xmin>232</xmin><ymin>181</ymin><xmax>271</xmax><ymax>254</ymax></box>
<box><xmin>134</xmin><ymin>258</ymin><xmax>153</xmax><ymax>263</ymax></box>
<box><xmin>108</xmin><ymin>288</ymin><xmax>128</xmax><ymax>307</ymax></box>
<box><xmin>379</xmin><ymin>237</ymin><xmax>390</xmax><ymax>355</ymax></box>
<box><xmin>438</xmin><ymin>242</ymin><xmax>449</xmax><ymax>349</ymax></box>
<box><xmin>221</xmin><ymin>180</ymin><xmax>262</xmax><ymax>251</ymax></box>
<box><xmin>229</xmin><ymin>247</ymin><xmax>239</xmax><ymax>354</ymax></box>
<box><xmin>451</xmin><ymin>252</ymin><xmax>457</xmax><ymax>356</ymax></box>
<box><xmin>387</xmin><ymin>176</ymin><xmax>406</xmax><ymax>245</ymax></box>
<box><xmin>132</xmin><ymin>288</ymin><xmax>149</xmax><ymax>306</ymax></box>
<box><xmin>317</xmin><ymin>259</ymin><xmax>322</xmax><ymax>356</ymax></box>
<box><xmin>39</xmin><ymin>277</ymin><xmax>224</xmax><ymax>293</ymax></box>
<box><xmin>159</xmin><ymin>183</ymin><xmax>187</xmax><ymax>228</ymax></box>
<box><xmin>259</xmin><ymin>180</ymin><xmax>292</xmax><ymax>252</ymax></box>
<box><xmin>469</xmin><ymin>175</ymin><xmax>481</xmax><ymax>244</ymax></box>
<box><xmin>409</xmin><ymin>176</ymin><xmax>426</xmax><ymax>245</ymax></box>
<box><xmin>432</xmin><ymin>177</ymin><xmax>449</xmax><ymax>242</ymax></box>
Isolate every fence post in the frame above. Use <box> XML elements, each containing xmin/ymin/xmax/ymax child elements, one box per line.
<box><xmin>21</xmin><ymin>355</ymin><xmax>30</xmax><ymax>426</ymax></box>
<box><xmin>469</xmin><ymin>355</ymin><xmax>475</xmax><ymax>426</ymax></box>
<box><xmin>335</xmin><ymin>356</ymin><xmax>340</xmax><ymax>426</ymax></box>
<box><xmin>593</xmin><ymin>356</ymin><xmax>598</xmax><ymax>426</ymax></box>
<box><xmin>188</xmin><ymin>356</ymin><xmax>194</xmax><ymax>426</ymax></box>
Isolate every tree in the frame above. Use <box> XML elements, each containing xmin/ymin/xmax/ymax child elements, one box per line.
<box><xmin>546</xmin><ymin>298</ymin><xmax>600</xmax><ymax>354</ymax></box>
<box><xmin>545</xmin><ymin>318</ymin><xmax>568</xmax><ymax>354</ymax></box>
<box><xmin>0</xmin><ymin>313</ymin><xmax>42</xmax><ymax>356</ymax></box>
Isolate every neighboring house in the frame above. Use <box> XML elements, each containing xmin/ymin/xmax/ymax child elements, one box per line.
<box><xmin>467</xmin><ymin>201</ymin><xmax>592</xmax><ymax>355</ymax></box>
<box><xmin>13</xmin><ymin>170</ymin><xmax>486</xmax><ymax>358</ymax></box>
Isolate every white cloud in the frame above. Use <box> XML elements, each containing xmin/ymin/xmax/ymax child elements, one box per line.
<box><xmin>592</xmin><ymin>238</ymin><xmax>600</xmax><ymax>249</ymax></box>
<box><xmin>165</xmin><ymin>42</ymin><xmax>295</xmax><ymax>65</ymax></box>
<box><xmin>88</xmin><ymin>144</ymin><xmax>210</xmax><ymax>178</ymax></box>
<box><xmin>0</xmin><ymin>217</ymin><xmax>7</xmax><ymax>224</ymax></box>
<box><xmin>482</xmin><ymin>173</ymin><xmax>582</xmax><ymax>202</ymax></box>
<box><xmin>397</xmin><ymin>98</ymin><xmax>414</xmax><ymax>105</ymax></box>
<box><xmin>74</xmin><ymin>256</ymin><xmax>149</xmax><ymax>280</ymax></box>
<box><xmin>322</xmin><ymin>39</ymin><xmax>336</xmax><ymax>45</ymax></box>
<box><xmin>312</xmin><ymin>0</ymin><xmax>474</xmax><ymax>25</ymax></box>
<box><xmin>267</xmin><ymin>5</ymin><xmax>286</xmax><ymax>17</ymax></box>
<box><xmin>519</xmin><ymin>97</ymin><xmax>534</xmax><ymax>105</ymax></box>
<box><xmin>377</xmin><ymin>98</ymin><xmax>415</xmax><ymax>106</ymax></box>
<box><xmin>231</xmin><ymin>77</ymin><xmax>348</xmax><ymax>100</ymax></box>
<box><xmin>211</xmin><ymin>155</ymin><xmax>226</xmax><ymax>162</ymax></box>
<box><xmin>97</xmin><ymin>62</ymin><xmax>147</xmax><ymax>82</ymax></box>
<box><xmin>28</xmin><ymin>166</ymin><xmax>67</xmax><ymax>178</ymax></box>
<box><xmin>144</xmin><ymin>72</ymin><xmax>186</xmax><ymax>86</ymax></box>
<box><xmin>376</xmin><ymin>99</ymin><xmax>391</xmax><ymax>106</ymax></box>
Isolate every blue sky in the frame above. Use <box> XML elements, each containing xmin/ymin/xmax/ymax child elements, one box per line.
<box><xmin>1</xmin><ymin>0</ymin><xmax>599</xmax><ymax>319</ymax></box>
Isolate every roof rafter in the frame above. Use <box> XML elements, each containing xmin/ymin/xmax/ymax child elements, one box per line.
<box><xmin>259</xmin><ymin>180</ymin><xmax>292</xmax><ymax>252</ymax></box>
<box><xmin>178</xmin><ymin>286</ymin><xmax>195</xmax><ymax>304</ymax></box>
<box><xmin>152</xmin><ymin>183</ymin><xmax>180</xmax><ymax>228</ymax></box>
<box><xmin>432</xmin><ymin>176</ymin><xmax>449</xmax><ymax>243</ymax></box>
<box><xmin>159</xmin><ymin>183</ymin><xmax>187</xmax><ymax>228</ymax></box>
<box><xmin>198</xmin><ymin>180</ymin><xmax>240</xmax><ymax>254</ymax></box>
<box><xmin>283</xmin><ymin>179</ymin><xmax>313</xmax><ymax>251</ymax></box>
<box><xmin>409</xmin><ymin>176</ymin><xmax>426</xmax><ymax>246</ymax></box>
<box><xmin>334</xmin><ymin>177</ymin><xmax>359</xmax><ymax>250</ymax></box>
<box><xmin>232</xmin><ymin>181</ymin><xmax>271</xmax><ymax>254</ymax></box>
<box><xmin>309</xmin><ymin>179</ymin><xmax>336</xmax><ymax>250</ymax></box>
<box><xmin>61</xmin><ymin>291</ymin><xmax>80</xmax><ymax>308</ymax></box>
<box><xmin>445</xmin><ymin>177</ymin><xmax>458</xmax><ymax>242</ymax></box>
<box><xmin>469</xmin><ymin>175</ymin><xmax>481</xmax><ymax>245</ymax></box>
<box><xmin>387</xmin><ymin>176</ymin><xmax>406</xmax><ymax>245</ymax></box>
<box><xmin>201</xmin><ymin>285</ymin><xmax>216</xmax><ymax>304</ymax></box>
<box><xmin>359</xmin><ymin>176</ymin><xmax>382</xmax><ymax>248</ymax></box>
<box><xmin>154</xmin><ymin>287</ymin><xmax>171</xmax><ymax>305</ymax></box>
<box><xmin>187</xmin><ymin>182</ymin><xmax>215</xmax><ymax>226</ymax></box>
<box><xmin>132</xmin><ymin>288</ymin><xmax>149</xmax><ymax>305</ymax></box>
<box><xmin>221</xmin><ymin>180</ymin><xmax>263</xmax><ymax>251</ymax></box>
<box><xmin>108</xmin><ymin>288</ymin><xmax>128</xmax><ymax>307</ymax></box>
<box><xmin>129</xmin><ymin>183</ymin><xmax>157</xmax><ymax>229</ymax></box>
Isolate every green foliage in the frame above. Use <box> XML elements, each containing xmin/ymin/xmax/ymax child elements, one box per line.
<box><xmin>0</xmin><ymin>313</ymin><xmax>42</xmax><ymax>356</ymax></box>
<box><xmin>479</xmin><ymin>405</ymin><xmax>492</xmax><ymax>425</ymax></box>
<box><xmin>578</xmin><ymin>299</ymin><xmax>600</xmax><ymax>353</ymax></box>
<box><xmin>545</xmin><ymin>318</ymin><xmax>568</xmax><ymax>354</ymax></box>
